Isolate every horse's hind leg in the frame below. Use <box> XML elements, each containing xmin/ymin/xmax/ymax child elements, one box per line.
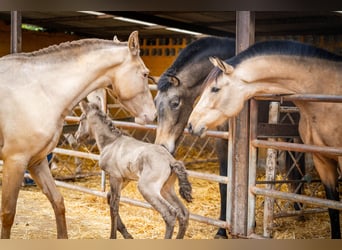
<box><xmin>29</xmin><ymin>158</ymin><xmax>68</xmax><ymax>239</ymax></box>
<box><xmin>1</xmin><ymin>157</ymin><xmax>27</xmax><ymax>238</ymax></box>
<box><xmin>138</xmin><ymin>180</ymin><xmax>177</xmax><ymax>239</ymax></box>
<box><xmin>312</xmin><ymin>154</ymin><xmax>341</xmax><ymax>239</ymax></box>
<box><xmin>161</xmin><ymin>176</ymin><xmax>189</xmax><ymax>239</ymax></box>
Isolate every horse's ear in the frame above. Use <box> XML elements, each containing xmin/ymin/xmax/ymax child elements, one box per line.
<box><xmin>94</xmin><ymin>96</ymin><xmax>103</xmax><ymax>109</ymax></box>
<box><xmin>168</xmin><ymin>76</ymin><xmax>180</xmax><ymax>87</ymax></box>
<box><xmin>209</xmin><ymin>56</ymin><xmax>234</xmax><ymax>74</ymax></box>
<box><xmin>148</xmin><ymin>76</ymin><xmax>159</xmax><ymax>85</ymax></box>
<box><xmin>128</xmin><ymin>30</ymin><xmax>139</xmax><ymax>56</ymax></box>
<box><xmin>79</xmin><ymin>101</ymin><xmax>89</xmax><ymax>113</ymax></box>
<box><xmin>113</xmin><ymin>35</ymin><xmax>120</xmax><ymax>43</ymax></box>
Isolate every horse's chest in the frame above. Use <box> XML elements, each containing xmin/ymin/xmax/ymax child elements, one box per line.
<box><xmin>100</xmin><ymin>146</ymin><xmax>142</xmax><ymax>181</ymax></box>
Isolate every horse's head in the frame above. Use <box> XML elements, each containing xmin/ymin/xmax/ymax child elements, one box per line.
<box><xmin>109</xmin><ymin>31</ymin><xmax>156</xmax><ymax>125</ymax></box>
<box><xmin>154</xmin><ymin>69</ymin><xmax>207</xmax><ymax>153</ymax></box>
<box><xmin>188</xmin><ymin>57</ymin><xmax>249</xmax><ymax>137</ymax></box>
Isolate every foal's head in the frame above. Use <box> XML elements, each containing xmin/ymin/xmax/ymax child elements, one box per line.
<box><xmin>75</xmin><ymin>100</ymin><xmax>121</xmax><ymax>144</ymax></box>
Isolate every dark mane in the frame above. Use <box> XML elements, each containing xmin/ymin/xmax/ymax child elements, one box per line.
<box><xmin>205</xmin><ymin>40</ymin><xmax>342</xmax><ymax>86</ymax></box>
<box><xmin>228</xmin><ymin>40</ymin><xmax>342</xmax><ymax>67</ymax></box>
<box><xmin>158</xmin><ymin>36</ymin><xmax>235</xmax><ymax>91</ymax></box>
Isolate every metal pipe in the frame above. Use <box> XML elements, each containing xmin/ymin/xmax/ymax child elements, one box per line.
<box><xmin>250</xmin><ymin>186</ymin><xmax>342</xmax><ymax>210</ymax></box>
<box><xmin>254</xmin><ymin>94</ymin><xmax>342</xmax><ymax>103</ymax></box>
<box><xmin>64</xmin><ymin>116</ymin><xmax>229</xmax><ymax>139</ymax></box>
<box><xmin>252</xmin><ymin>139</ymin><xmax>342</xmax><ymax>156</ymax></box>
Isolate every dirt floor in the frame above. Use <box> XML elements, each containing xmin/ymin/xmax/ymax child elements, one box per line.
<box><xmin>0</xmin><ymin>158</ymin><xmax>340</xmax><ymax>239</ymax></box>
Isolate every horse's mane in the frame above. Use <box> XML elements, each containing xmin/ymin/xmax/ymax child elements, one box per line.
<box><xmin>4</xmin><ymin>38</ymin><xmax>126</xmax><ymax>59</ymax></box>
<box><xmin>205</xmin><ymin>40</ymin><xmax>342</xmax><ymax>86</ymax></box>
<box><xmin>88</xmin><ymin>103</ymin><xmax>123</xmax><ymax>137</ymax></box>
<box><xmin>158</xmin><ymin>36</ymin><xmax>235</xmax><ymax>92</ymax></box>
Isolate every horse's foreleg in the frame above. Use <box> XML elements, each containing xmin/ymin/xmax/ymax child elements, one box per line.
<box><xmin>313</xmin><ymin>154</ymin><xmax>341</xmax><ymax>239</ymax></box>
<box><xmin>1</xmin><ymin>158</ymin><xmax>27</xmax><ymax>238</ymax></box>
<box><xmin>108</xmin><ymin>176</ymin><xmax>122</xmax><ymax>239</ymax></box>
<box><xmin>215</xmin><ymin>137</ymin><xmax>229</xmax><ymax>239</ymax></box>
<box><xmin>29</xmin><ymin>159</ymin><xmax>68</xmax><ymax>239</ymax></box>
<box><xmin>117</xmin><ymin>214</ymin><xmax>133</xmax><ymax>239</ymax></box>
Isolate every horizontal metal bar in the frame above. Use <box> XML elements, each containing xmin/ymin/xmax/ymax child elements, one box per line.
<box><xmin>187</xmin><ymin>170</ymin><xmax>228</xmax><ymax>184</ymax></box>
<box><xmin>64</xmin><ymin>116</ymin><xmax>229</xmax><ymax>139</ymax></box>
<box><xmin>52</xmin><ymin>148</ymin><xmax>228</xmax><ymax>184</ymax></box>
<box><xmin>252</xmin><ymin>139</ymin><xmax>342</xmax><ymax>156</ymax></box>
<box><xmin>254</xmin><ymin>94</ymin><xmax>342</xmax><ymax>103</ymax></box>
<box><xmin>251</xmin><ymin>186</ymin><xmax>342</xmax><ymax>210</ymax></box>
<box><xmin>273</xmin><ymin>208</ymin><xmax>328</xmax><ymax>219</ymax></box>
<box><xmin>53</xmin><ymin>147</ymin><xmax>100</xmax><ymax>161</ymax></box>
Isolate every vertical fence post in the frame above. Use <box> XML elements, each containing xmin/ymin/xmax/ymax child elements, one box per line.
<box><xmin>263</xmin><ymin>102</ymin><xmax>280</xmax><ymax>237</ymax></box>
<box><xmin>11</xmin><ymin>11</ymin><xmax>22</xmax><ymax>54</ymax></box>
<box><xmin>227</xmin><ymin>11</ymin><xmax>255</xmax><ymax>237</ymax></box>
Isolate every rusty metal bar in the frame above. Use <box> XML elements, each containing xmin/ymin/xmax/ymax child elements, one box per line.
<box><xmin>274</xmin><ymin>208</ymin><xmax>327</xmax><ymax>219</ymax></box>
<box><xmin>254</xmin><ymin>94</ymin><xmax>342</xmax><ymax>103</ymax></box>
<box><xmin>251</xmin><ymin>186</ymin><xmax>342</xmax><ymax>211</ymax></box>
<box><xmin>252</xmin><ymin>139</ymin><xmax>342</xmax><ymax>156</ymax></box>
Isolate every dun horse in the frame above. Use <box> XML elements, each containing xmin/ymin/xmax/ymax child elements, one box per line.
<box><xmin>0</xmin><ymin>31</ymin><xmax>156</xmax><ymax>238</ymax></box>
<box><xmin>188</xmin><ymin>40</ymin><xmax>342</xmax><ymax>239</ymax></box>
<box><xmin>75</xmin><ymin>101</ymin><xmax>192</xmax><ymax>239</ymax></box>
<box><xmin>154</xmin><ymin>36</ymin><xmax>235</xmax><ymax>238</ymax></box>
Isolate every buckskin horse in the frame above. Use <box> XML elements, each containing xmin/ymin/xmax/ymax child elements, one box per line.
<box><xmin>154</xmin><ymin>36</ymin><xmax>235</xmax><ymax>238</ymax></box>
<box><xmin>0</xmin><ymin>31</ymin><xmax>156</xmax><ymax>238</ymax></box>
<box><xmin>188</xmin><ymin>40</ymin><xmax>342</xmax><ymax>239</ymax></box>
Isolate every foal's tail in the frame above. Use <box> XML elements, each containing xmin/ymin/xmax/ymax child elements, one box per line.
<box><xmin>170</xmin><ymin>161</ymin><xmax>193</xmax><ymax>203</ymax></box>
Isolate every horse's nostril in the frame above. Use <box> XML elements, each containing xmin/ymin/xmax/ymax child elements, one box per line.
<box><xmin>188</xmin><ymin>123</ymin><xmax>193</xmax><ymax>134</ymax></box>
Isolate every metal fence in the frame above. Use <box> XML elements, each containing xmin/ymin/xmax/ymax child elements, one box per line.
<box><xmin>50</xmin><ymin>91</ymin><xmax>342</xmax><ymax>239</ymax></box>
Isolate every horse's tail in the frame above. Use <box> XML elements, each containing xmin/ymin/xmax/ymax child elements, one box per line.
<box><xmin>170</xmin><ymin>161</ymin><xmax>193</xmax><ymax>203</ymax></box>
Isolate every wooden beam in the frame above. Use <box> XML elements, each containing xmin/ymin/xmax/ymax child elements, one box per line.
<box><xmin>227</xmin><ymin>11</ymin><xmax>255</xmax><ymax>238</ymax></box>
<box><xmin>10</xmin><ymin>11</ymin><xmax>22</xmax><ymax>53</ymax></box>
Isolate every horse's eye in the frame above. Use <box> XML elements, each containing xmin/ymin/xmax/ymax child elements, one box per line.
<box><xmin>211</xmin><ymin>86</ymin><xmax>220</xmax><ymax>93</ymax></box>
<box><xmin>170</xmin><ymin>97</ymin><xmax>180</xmax><ymax>110</ymax></box>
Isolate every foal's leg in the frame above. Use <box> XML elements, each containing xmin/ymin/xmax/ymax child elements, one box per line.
<box><xmin>108</xmin><ymin>176</ymin><xmax>123</xmax><ymax>239</ymax></box>
<box><xmin>107</xmin><ymin>180</ymin><xmax>133</xmax><ymax>239</ymax></box>
<box><xmin>161</xmin><ymin>176</ymin><xmax>189</xmax><ymax>239</ymax></box>
<box><xmin>313</xmin><ymin>154</ymin><xmax>341</xmax><ymax>239</ymax></box>
<box><xmin>29</xmin><ymin>158</ymin><xmax>68</xmax><ymax>239</ymax></box>
<box><xmin>138</xmin><ymin>179</ymin><xmax>177</xmax><ymax>239</ymax></box>
<box><xmin>1</xmin><ymin>157</ymin><xmax>27</xmax><ymax>238</ymax></box>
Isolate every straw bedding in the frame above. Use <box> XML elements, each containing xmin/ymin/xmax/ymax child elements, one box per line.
<box><xmin>0</xmin><ymin>154</ymin><xmax>340</xmax><ymax>239</ymax></box>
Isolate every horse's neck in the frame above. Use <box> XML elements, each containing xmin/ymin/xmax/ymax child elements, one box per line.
<box><xmin>236</xmin><ymin>55</ymin><xmax>341</xmax><ymax>95</ymax></box>
<box><xmin>41</xmin><ymin>46</ymin><xmax>126</xmax><ymax>117</ymax></box>
<box><xmin>91</xmin><ymin>118</ymin><xmax>120</xmax><ymax>151</ymax></box>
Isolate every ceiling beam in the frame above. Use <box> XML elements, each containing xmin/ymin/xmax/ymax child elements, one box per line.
<box><xmin>104</xmin><ymin>11</ymin><xmax>235</xmax><ymax>37</ymax></box>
